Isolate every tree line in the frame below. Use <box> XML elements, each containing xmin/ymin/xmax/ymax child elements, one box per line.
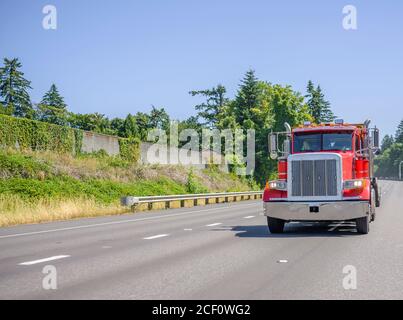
<box><xmin>375</xmin><ymin>121</ymin><xmax>403</xmax><ymax>178</ymax></box>
<box><xmin>0</xmin><ymin>58</ymin><xmax>175</xmax><ymax>141</ymax></box>
<box><xmin>0</xmin><ymin>57</ymin><xmax>336</xmax><ymax>184</ymax></box>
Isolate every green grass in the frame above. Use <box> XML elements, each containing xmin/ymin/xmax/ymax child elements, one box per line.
<box><xmin>0</xmin><ymin>149</ymin><xmax>191</xmax><ymax>204</ymax></box>
<box><xmin>0</xmin><ymin>176</ymin><xmax>189</xmax><ymax>205</ymax></box>
<box><xmin>0</xmin><ymin>150</ymin><xmax>53</xmax><ymax>178</ymax></box>
<box><xmin>0</xmin><ymin>148</ymin><xmax>257</xmax><ymax>226</ymax></box>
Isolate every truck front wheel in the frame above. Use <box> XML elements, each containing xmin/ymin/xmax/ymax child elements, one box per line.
<box><xmin>356</xmin><ymin>215</ymin><xmax>369</xmax><ymax>234</ymax></box>
<box><xmin>267</xmin><ymin>217</ymin><xmax>285</xmax><ymax>234</ymax></box>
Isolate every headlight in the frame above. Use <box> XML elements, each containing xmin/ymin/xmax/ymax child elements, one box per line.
<box><xmin>343</xmin><ymin>179</ymin><xmax>365</xmax><ymax>190</ymax></box>
<box><xmin>268</xmin><ymin>180</ymin><xmax>287</xmax><ymax>191</ymax></box>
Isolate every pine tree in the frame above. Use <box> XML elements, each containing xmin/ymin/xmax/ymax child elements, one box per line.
<box><xmin>37</xmin><ymin>84</ymin><xmax>68</xmax><ymax>125</ymax></box>
<box><xmin>306</xmin><ymin>80</ymin><xmax>320</xmax><ymax>122</ymax></box>
<box><xmin>305</xmin><ymin>81</ymin><xmax>335</xmax><ymax>123</ymax></box>
<box><xmin>189</xmin><ymin>84</ymin><xmax>228</xmax><ymax>128</ymax></box>
<box><xmin>0</xmin><ymin>58</ymin><xmax>33</xmax><ymax>118</ymax></box>
<box><xmin>233</xmin><ymin>70</ymin><xmax>261</xmax><ymax>125</ymax></box>
<box><xmin>395</xmin><ymin>119</ymin><xmax>403</xmax><ymax>143</ymax></box>
<box><xmin>316</xmin><ymin>85</ymin><xmax>335</xmax><ymax>122</ymax></box>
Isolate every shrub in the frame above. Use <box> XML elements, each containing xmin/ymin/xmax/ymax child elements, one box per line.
<box><xmin>118</xmin><ymin>137</ymin><xmax>140</xmax><ymax>162</ymax></box>
<box><xmin>0</xmin><ymin>149</ymin><xmax>52</xmax><ymax>179</ymax></box>
<box><xmin>0</xmin><ymin>114</ymin><xmax>79</xmax><ymax>154</ymax></box>
<box><xmin>0</xmin><ymin>114</ymin><xmax>140</xmax><ymax>162</ymax></box>
<box><xmin>185</xmin><ymin>168</ymin><xmax>208</xmax><ymax>193</ymax></box>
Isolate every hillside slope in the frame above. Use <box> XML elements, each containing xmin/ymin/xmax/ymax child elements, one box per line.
<box><xmin>0</xmin><ymin>149</ymin><xmax>257</xmax><ymax>227</ymax></box>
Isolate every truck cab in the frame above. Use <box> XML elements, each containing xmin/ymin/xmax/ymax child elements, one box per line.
<box><xmin>263</xmin><ymin>119</ymin><xmax>380</xmax><ymax>234</ymax></box>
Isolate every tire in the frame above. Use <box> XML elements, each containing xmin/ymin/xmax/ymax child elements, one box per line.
<box><xmin>370</xmin><ymin>188</ymin><xmax>376</xmax><ymax>222</ymax></box>
<box><xmin>356</xmin><ymin>215</ymin><xmax>370</xmax><ymax>234</ymax></box>
<box><xmin>267</xmin><ymin>217</ymin><xmax>285</xmax><ymax>234</ymax></box>
<box><xmin>372</xmin><ymin>178</ymin><xmax>381</xmax><ymax>208</ymax></box>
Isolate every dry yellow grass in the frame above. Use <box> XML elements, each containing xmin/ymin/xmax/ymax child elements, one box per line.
<box><xmin>0</xmin><ymin>194</ymin><xmax>130</xmax><ymax>227</ymax></box>
<box><xmin>2</xmin><ymin>148</ymin><xmax>253</xmax><ymax>191</ymax></box>
<box><xmin>0</xmin><ymin>149</ymin><xmax>255</xmax><ymax>227</ymax></box>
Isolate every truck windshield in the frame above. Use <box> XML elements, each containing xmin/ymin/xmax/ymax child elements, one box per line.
<box><xmin>294</xmin><ymin>132</ymin><xmax>352</xmax><ymax>152</ymax></box>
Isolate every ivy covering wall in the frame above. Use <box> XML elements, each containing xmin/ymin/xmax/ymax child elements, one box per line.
<box><xmin>0</xmin><ymin>114</ymin><xmax>139</xmax><ymax>161</ymax></box>
<box><xmin>118</xmin><ymin>137</ymin><xmax>140</xmax><ymax>162</ymax></box>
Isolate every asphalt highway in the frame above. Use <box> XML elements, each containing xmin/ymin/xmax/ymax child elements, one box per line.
<box><xmin>0</xmin><ymin>180</ymin><xmax>402</xmax><ymax>299</ymax></box>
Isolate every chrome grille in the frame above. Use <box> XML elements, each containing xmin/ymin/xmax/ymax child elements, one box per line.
<box><xmin>291</xmin><ymin>159</ymin><xmax>338</xmax><ymax>197</ymax></box>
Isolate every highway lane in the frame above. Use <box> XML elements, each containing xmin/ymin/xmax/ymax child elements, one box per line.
<box><xmin>0</xmin><ymin>180</ymin><xmax>402</xmax><ymax>299</ymax></box>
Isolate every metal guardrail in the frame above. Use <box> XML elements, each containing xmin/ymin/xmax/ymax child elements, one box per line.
<box><xmin>121</xmin><ymin>191</ymin><xmax>263</xmax><ymax>212</ymax></box>
<box><xmin>378</xmin><ymin>177</ymin><xmax>403</xmax><ymax>181</ymax></box>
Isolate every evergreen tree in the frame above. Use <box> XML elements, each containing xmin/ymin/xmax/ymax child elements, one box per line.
<box><xmin>306</xmin><ymin>80</ymin><xmax>320</xmax><ymax>122</ymax></box>
<box><xmin>233</xmin><ymin>70</ymin><xmax>261</xmax><ymax>125</ymax></box>
<box><xmin>305</xmin><ymin>80</ymin><xmax>335</xmax><ymax>123</ymax></box>
<box><xmin>37</xmin><ymin>84</ymin><xmax>68</xmax><ymax>125</ymax></box>
<box><xmin>189</xmin><ymin>84</ymin><xmax>228</xmax><ymax>128</ymax></box>
<box><xmin>381</xmin><ymin>134</ymin><xmax>394</xmax><ymax>152</ymax></box>
<box><xmin>395</xmin><ymin>119</ymin><xmax>403</xmax><ymax>143</ymax></box>
<box><xmin>0</xmin><ymin>58</ymin><xmax>34</xmax><ymax>118</ymax></box>
<box><xmin>316</xmin><ymin>86</ymin><xmax>335</xmax><ymax>122</ymax></box>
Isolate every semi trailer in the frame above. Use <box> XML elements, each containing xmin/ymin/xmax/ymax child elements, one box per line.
<box><xmin>263</xmin><ymin>119</ymin><xmax>380</xmax><ymax>234</ymax></box>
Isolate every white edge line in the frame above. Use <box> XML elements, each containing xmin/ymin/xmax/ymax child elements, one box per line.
<box><xmin>19</xmin><ymin>255</ymin><xmax>70</xmax><ymax>266</ymax></box>
<box><xmin>0</xmin><ymin>203</ymin><xmax>260</xmax><ymax>239</ymax></box>
<box><xmin>143</xmin><ymin>234</ymin><xmax>169</xmax><ymax>240</ymax></box>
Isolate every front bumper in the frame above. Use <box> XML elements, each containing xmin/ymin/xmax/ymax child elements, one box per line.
<box><xmin>263</xmin><ymin>201</ymin><xmax>369</xmax><ymax>221</ymax></box>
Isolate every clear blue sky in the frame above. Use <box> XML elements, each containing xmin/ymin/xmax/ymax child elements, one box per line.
<box><xmin>1</xmin><ymin>0</ymin><xmax>402</xmax><ymax>136</ymax></box>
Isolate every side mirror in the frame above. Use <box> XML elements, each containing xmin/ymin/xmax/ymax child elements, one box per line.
<box><xmin>269</xmin><ymin>133</ymin><xmax>278</xmax><ymax>159</ymax></box>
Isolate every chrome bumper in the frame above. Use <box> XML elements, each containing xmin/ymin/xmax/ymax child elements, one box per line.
<box><xmin>263</xmin><ymin>201</ymin><xmax>369</xmax><ymax>221</ymax></box>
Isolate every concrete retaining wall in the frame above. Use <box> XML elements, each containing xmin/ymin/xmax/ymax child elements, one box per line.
<box><xmin>79</xmin><ymin>132</ymin><xmax>228</xmax><ymax>172</ymax></box>
<box><xmin>140</xmin><ymin>141</ymin><xmax>228</xmax><ymax>172</ymax></box>
<box><xmin>81</xmin><ymin>131</ymin><xmax>120</xmax><ymax>156</ymax></box>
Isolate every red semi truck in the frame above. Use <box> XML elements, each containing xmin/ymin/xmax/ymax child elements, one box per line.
<box><xmin>263</xmin><ymin>119</ymin><xmax>380</xmax><ymax>234</ymax></box>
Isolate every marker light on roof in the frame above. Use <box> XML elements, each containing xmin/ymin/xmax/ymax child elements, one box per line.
<box><xmin>335</xmin><ymin>119</ymin><xmax>344</xmax><ymax>125</ymax></box>
<box><xmin>303</xmin><ymin>121</ymin><xmax>311</xmax><ymax>126</ymax></box>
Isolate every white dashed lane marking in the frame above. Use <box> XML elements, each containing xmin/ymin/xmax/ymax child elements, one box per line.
<box><xmin>206</xmin><ymin>223</ymin><xmax>222</xmax><ymax>227</ymax></box>
<box><xmin>19</xmin><ymin>255</ymin><xmax>70</xmax><ymax>266</ymax></box>
<box><xmin>0</xmin><ymin>203</ymin><xmax>260</xmax><ymax>239</ymax></box>
<box><xmin>143</xmin><ymin>234</ymin><xmax>169</xmax><ymax>240</ymax></box>
<box><xmin>243</xmin><ymin>216</ymin><xmax>255</xmax><ymax>219</ymax></box>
